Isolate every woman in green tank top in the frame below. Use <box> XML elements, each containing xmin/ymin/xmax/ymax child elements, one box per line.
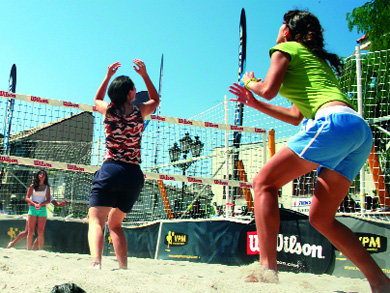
<box><xmin>229</xmin><ymin>10</ymin><xmax>390</xmax><ymax>292</ymax></box>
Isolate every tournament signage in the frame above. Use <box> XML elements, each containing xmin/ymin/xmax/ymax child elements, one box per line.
<box><xmin>291</xmin><ymin>197</ymin><xmax>312</xmax><ymax>214</ymax></box>
<box><xmin>238</xmin><ymin>209</ymin><xmax>334</xmax><ymax>274</ymax></box>
<box><xmin>356</xmin><ymin>232</ymin><xmax>387</xmax><ymax>254</ymax></box>
<box><xmin>158</xmin><ymin>223</ymin><xmax>201</xmax><ymax>261</ymax></box>
<box><xmin>164</xmin><ymin>231</ymin><xmax>189</xmax><ymax>248</ymax></box>
<box><xmin>333</xmin><ymin>216</ymin><xmax>390</xmax><ymax>278</ymax></box>
<box><xmin>245</xmin><ymin>229</ymin><xmax>332</xmax><ymax>273</ymax></box>
<box><xmin>156</xmin><ymin>220</ymin><xmax>244</xmax><ymax>264</ymax></box>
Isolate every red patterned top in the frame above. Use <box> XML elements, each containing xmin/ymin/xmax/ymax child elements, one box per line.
<box><xmin>103</xmin><ymin>103</ymin><xmax>144</xmax><ymax>164</ymax></box>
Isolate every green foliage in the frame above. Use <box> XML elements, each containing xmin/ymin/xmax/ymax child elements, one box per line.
<box><xmin>346</xmin><ymin>0</ymin><xmax>390</xmax><ymax>50</ymax></box>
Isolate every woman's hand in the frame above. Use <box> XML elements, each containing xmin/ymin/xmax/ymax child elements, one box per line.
<box><xmin>241</xmin><ymin>71</ymin><xmax>257</xmax><ymax>85</ymax></box>
<box><xmin>229</xmin><ymin>83</ymin><xmax>257</xmax><ymax>108</ymax></box>
<box><xmin>35</xmin><ymin>203</ymin><xmax>41</xmax><ymax>210</ymax></box>
<box><xmin>107</xmin><ymin>62</ymin><xmax>121</xmax><ymax>78</ymax></box>
<box><xmin>133</xmin><ymin>59</ymin><xmax>147</xmax><ymax>77</ymax></box>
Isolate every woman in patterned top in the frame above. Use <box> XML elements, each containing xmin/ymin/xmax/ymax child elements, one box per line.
<box><xmin>89</xmin><ymin>59</ymin><xmax>159</xmax><ymax>269</ymax></box>
<box><xmin>229</xmin><ymin>10</ymin><xmax>390</xmax><ymax>292</ymax></box>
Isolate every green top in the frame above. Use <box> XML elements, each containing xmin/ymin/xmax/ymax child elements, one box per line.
<box><xmin>269</xmin><ymin>41</ymin><xmax>352</xmax><ymax>119</ymax></box>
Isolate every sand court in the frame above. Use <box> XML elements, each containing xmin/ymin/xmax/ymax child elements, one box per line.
<box><xmin>0</xmin><ymin>248</ymin><xmax>370</xmax><ymax>293</ymax></box>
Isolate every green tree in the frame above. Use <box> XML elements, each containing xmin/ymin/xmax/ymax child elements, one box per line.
<box><xmin>346</xmin><ymin>0</ymin><xmax>390</xmax><ymax>50</ymax></box>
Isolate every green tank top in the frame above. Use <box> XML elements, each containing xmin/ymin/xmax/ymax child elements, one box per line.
<box><xmin>269</xmin><ymin>42</ymin><xmax>353</xmax><ymax>119</ymax></box>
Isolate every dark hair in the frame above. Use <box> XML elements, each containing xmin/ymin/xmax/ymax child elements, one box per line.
<box><xmin>107</xmin><ymin>76</ymin><xmax>135</xmax><ymax>109</ymax></box>
<box><xmin>284</xmin><ymin>10</ymin><xmax>343</xmax><ymax>75</ymax></box>
<box><xmin>33</xmin><ymin>170</ymin><xmax>49</xmax><ymax>191</ymax></box>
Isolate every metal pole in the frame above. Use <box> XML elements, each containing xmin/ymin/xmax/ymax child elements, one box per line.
<box><xmin>224</xmin><ymin>95</ymin><xmax>231</xmax><ymax>218</ymax></box>
<box><xmin>356</xmin><ymin>45</ymin><xmax>366</xmax><ymax>214</ymax></box>
<box><xmin>181</xmin><ymin>168</ymin><xmax>185</xmax><ymax>212</ymax></box>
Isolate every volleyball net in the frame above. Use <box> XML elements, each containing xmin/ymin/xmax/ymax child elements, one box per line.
<box><xmin>0</xmin><ymin>92</ymin><xmax>267</xmax><ymax>223</ymax></box>
<box><xmin>337</xmin><ymin>48</ymin><xmax>390</xmax><ymax>220</ymax></box>
<box><xmin>1</xmin><ymin>48</ymin><xmax>389</xmax><ymax>224</ymax></box>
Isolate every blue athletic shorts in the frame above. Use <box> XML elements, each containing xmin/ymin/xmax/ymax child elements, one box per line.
<box><xmin>28</xmin><ymin>206</ymin><xmax>47</xmax><ymax>217</ymax></box>
<box><xmin>287</xmin><ymin>107</ymin><xmax>372</xmax><ymax>182</ymax></box>
<box><xmin>89</xmin><ymin>160</ymin><xmax>145</xmax><ymax>213</ymax></box>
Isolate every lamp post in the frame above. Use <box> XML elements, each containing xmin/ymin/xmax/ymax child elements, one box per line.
<box><xmin>169</xmin><ymin>133</ymin><xmax>204</xmax><ymax>212</ymax></box>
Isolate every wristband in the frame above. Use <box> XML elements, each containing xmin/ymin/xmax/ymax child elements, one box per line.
<box><xmin>244</xmin><ymin>78</ymin><xmax>257</xmax><ymax>90</ymax></box>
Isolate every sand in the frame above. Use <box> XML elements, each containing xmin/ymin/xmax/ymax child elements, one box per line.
<box><xmin>0</xmin><ymin>248</ymin><xmax>371</xmax><ymax>293</ymax></box>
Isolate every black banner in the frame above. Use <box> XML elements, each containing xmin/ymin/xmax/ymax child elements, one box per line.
<box><xmin>238</xmin><ymin>209</ymin><xmax>334</xmax><ymax>274</ymax></box>
<box><xmin>104</xmin><ymin>222</ymin><xmax>160</xmax><ymax>258</ymax></box>
<box><xmin>0</xmin><ymin>218</ymin><xmax>89</xmax><ymax>254</ymax></box>
<box><xmin>153</xmin><ymin>209</ymin><xmax>334</xmax><ymax>274</ymax></box>
<box><xmin>332</xmin><ymin>216</ymin><xmax>390</xmax><ymax>278</ymax></box>
<box><xmin>157</xmin><ymin>220</ymin><xmax>245</xmax><ymax>265</ymax></box>
<box><xmin>45</xmin><ymin>220</ymin><xmax>89</xmax><ymax>254</ymax></box>
<box><xmin>3</xmin><ymin>213</ymin><xmax>387</xmax><ymax>279</ymax></box>
<box><xmin>0</xmin><ymin>218</ymin><xmax>26</xmax><ymax>248</ymax></box>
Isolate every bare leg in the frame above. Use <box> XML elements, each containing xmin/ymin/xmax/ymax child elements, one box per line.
<box><xmin>108</xmin><ymin>208</ymin><xmax>127</xmax><ymax>269</ymax></box>
<box><xmin>32</xmin><ymin>238</ymin><xmax>39</xmax><ymax>250</ymax></box>
<box><xmin>26</xmin><ymin>215</ymin><xmax>37</xmax><ymax>250</ymax></box>
<box><xmin>36</xmin><ymin>216</ymin><xmax>47</xmax><ymax>250</ymax></box>
<box><xmin>7</xmin><ymin>220</ymin><xmax>28</xmax><ymax>248</ymax></box>
<box><xmin>88</xmin><ymin>206</ymin><xmax>111</xmax><ymax>268</ymax></box>
<box><xmin>252</xmin><ymin>147</ymin><xmax>318</xmax><ymax>273</ymax></box>
<box><xmin>310</xmin><ymin>169</ymin><xmax>390</xmax><ymax>293</ymax></box>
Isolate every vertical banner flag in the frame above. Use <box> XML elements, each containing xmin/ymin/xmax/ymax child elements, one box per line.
<box><xmin>153</xmin><ymin>54</ymin><xmax>164</xmax><ymax>166</ymax></box>
<box><xmin>230</xmin><ymin>9</ymin><xmax>247</xmax><ymax>211</ymax></box>
<box><xmin>143</xmin><ymin>54</ymin><xmax>163</xmax><ymax>130</ymax></box>
<box><xmin>3</xmin><ymin>64</ymin><xmax>17</xmax><ymax>154</ymax></box>
<box><xmin>233</xmin><ymin>8</ymin><xmax>247</xmax><ymax>146</ymax></box>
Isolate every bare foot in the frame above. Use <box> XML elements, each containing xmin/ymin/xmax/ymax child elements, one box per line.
<box><xmin>244</xmin><ymin>272</ymin><xmax>259</xmax><ymax>282</ymax></box>
<box><xmin>241</xmin><ymin>262</ymin><xmax>278</xmax><ymax>283</ymax></box>
<box><xmin>111</xmin><ymin>267</ymin><xmax>128</xmax><ymax>271</ymax></box>
<box><xmin>6</xmin><ymin>242</ymin><xmax>14</xmax><ymax>249</ymax></box>
<box><xmin>91</xmin><ymin>262</ymin><xmax>101</xmax><ymax>270</ymax></box>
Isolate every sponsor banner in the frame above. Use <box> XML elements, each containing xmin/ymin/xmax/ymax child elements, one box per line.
<box><xmin>0</xmin><ymin>218</ymin><xmax>26</xmax><ymax>248</ymax></box>
<box><xmin>157</xmin><ymin>220</ymin><xmax>245</xmax><ymax>265</ymax></box>
<box><xmin>0</xmin><ymin>90</ymin><xmax>16</xmax><ymax>98</ymax></box>
<box><xmin>144</xmin><ymin>171</ymin><xmax>252</xmax><ymax>188</ymax></box>
<box><xmin>155</xmin><ymin>209</ymin><xmax>333</xmax><ymax>272</ymax></box>
<box><xmin>1</xmin><ymin>154</ymin><xmax>253</xmax><ymax>189</ymax></box>
<box><xmin>147</xmin><ymin>114</ymin><xmax>265</xmax><ymax>134</ymax></box>
<box><xmin>0</xmin><ymin>90</ymin><xmax>265</xmax><ymax>134</ymax></box>
<box><xmin>104</xmin><ymin>222</ymin><xmax>160</xmax><ymax>258</ymax></box>
<box><xmin>332</xmin><ymin>216</ymin><xmax>390</xmax><ymax>278</ymax></box>
<box><xmin>0</xmin><ymin>218</ymin><xmax>89</xmax><ymax>254</ymax></box>
<box><xmin>0</xmin><ymin>91</ymin><xmax>94</xmax><ymax>112</ymax></box>
<box><xmin>291</xmin><ymin>197</ymin><xmax>312</xmax><ymax>214</ymax></box>
<box><xmin>44</xmin><ymin>219</ymin><xmax>89</xmax><ymax>253</ymax></box>
<box><xmin>0</xmin><ymin>154</ymin><xmax>98</xmax><ymax>173</ymax></box>
<box><xmin>238</xmin><ymin>209</ymin><xmax>334</xmax><ymax>274</ymax></box>
<box><xmin>0</xmin><ymin>155</ymin><xmax>18</xmax><ymax>164</ymax></box>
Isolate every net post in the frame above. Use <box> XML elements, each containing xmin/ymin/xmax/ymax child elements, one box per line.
<box><xmin>268</xmin><ymin>129</ymin><xmax>275</xmax><ymax>158</ymax></box>
<box><xmin>356</xmin><ymin>45</ymin><xmax>366</xmax><ymax>214</ymax></box>
<box><xmin>154</xmin><ymin>221</ymin><xmax>164</xmax><ymax>260</ymax></box>
<box><xmin>224</xmin><ymin>95</ymin><xmax>232</xmax><ymax>218</ymax></box>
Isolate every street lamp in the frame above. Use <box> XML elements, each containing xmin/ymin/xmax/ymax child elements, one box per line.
<box><xmin>169</xmin><ymin>132</ymin><xmax>204</xmax><ymax>213</ymax></box>
<box><xmin>168</xmin><ymin>142</ymin><xmax>181</xmax><ymax>163</ymax></box>
<box><xmin>191</xmin><ymin>136</ymin><xmax>204</xmax><ymax>157</ymax></box>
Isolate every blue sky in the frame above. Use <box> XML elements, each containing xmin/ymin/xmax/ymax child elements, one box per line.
<box><xmin>0</xmin><ymin>0</ymin><xmax>367</xmax><ymax>119</ymax></box>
